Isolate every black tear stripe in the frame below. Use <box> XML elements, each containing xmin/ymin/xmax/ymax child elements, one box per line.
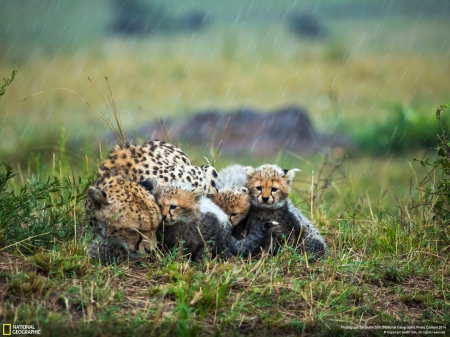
<box><xmin>135</xmin><ymin>233</ymin><xmax>143</xmax><ymax>251</ymax></box>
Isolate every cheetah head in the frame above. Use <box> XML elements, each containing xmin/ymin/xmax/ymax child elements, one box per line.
<box><xmin>86</xmin><ymin>175</ymin><xmax>162</xmax><ymax>259</ymax></box>
<box><xmin>245</xmin><ymin>164</ymin><xmax>300</xmax><ymax>209</ymax></box>
<box><xmin>210</xmin><ymin>186</ymin><xmax>250</xmax><ymax>226</ymax></box>
<box><xmin>144</xmin><ymin>178</ymin><xmax>204</xmax><ymax>225</ymax></box>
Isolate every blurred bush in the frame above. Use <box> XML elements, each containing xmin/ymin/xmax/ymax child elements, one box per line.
<box><xmin>352</xmin><ymin>104</ymin><xmax>447</xmax><ymax>155</ymax></box>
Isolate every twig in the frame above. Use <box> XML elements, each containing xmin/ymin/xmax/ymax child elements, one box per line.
<box><xmin>0</xmin><ymin>232</ymin><xmax>50</xmax><ymax>251</ymax></box>
<box><xmin>294</xmin><ymin>181</ymin><xmax>340</xmax><ymax>206</ymax></box>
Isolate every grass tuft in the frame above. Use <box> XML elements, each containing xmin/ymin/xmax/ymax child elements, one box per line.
<box><xmin>0</xmin><ymin>162</ymin><xmax>96</xmax><ymax>253</ymax></box>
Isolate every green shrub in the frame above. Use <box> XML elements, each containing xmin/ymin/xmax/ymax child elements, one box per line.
<box><xmin>0</xmin><ymin>162</ymin><xmax>96</xmax><ymax>253</ymax></box>
<box><xmin>0</xmin><ymin>66</ymin><xmax>19</xmax><ymax>97</ymax></box>
<box><xmin>418</xmin><ymin>104</ymin><xmax>450</xmax><ymax>244</ymax></box>
<box><xmin>354</xmin><ymin>104</ymin><xmax>446</xmax><ymax>155</ymax></box>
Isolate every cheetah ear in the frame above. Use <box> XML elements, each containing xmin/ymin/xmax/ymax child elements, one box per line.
<box><xmin>139</xmin><ymin>176</ymin><xmax>159</xmax><ymax>194</ymax></box>
<box><xmin>244</xmin><ymin>166</ymin><xmax>256</xmax><ymax>178</ymax></box>
<box><xmin>206</xmin><ymin>186</ymin><xmax>218</xmax><ymax>198</ymax></box>
<box><xmin>237</xmin><ymin>186</ymin><xmax>248</xmax><ymax>194</ymax></box>
<box><xmin>87</xmin><ymin>186</ymin><xmax>109</xmax><ymax>210</ymax></box>
<box><xmin>282</xmin><ymin>168</ymin><xmax>300</xmax><ymax>184</ymax></box>
<box><xmin>192</xmin><ymin>186</ymin><xmax>204</xmax><ymax>203</ymax></box>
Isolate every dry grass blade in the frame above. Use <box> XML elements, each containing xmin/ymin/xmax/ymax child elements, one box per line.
<box><xmin>160</xmin><ymin>117</ymin><xmax>170</xmax><ymax>143</ymax></box>
<box><xmin>0</xmin><ymin>232</ymin><xmax>50</xmax><ymax>252</ymax></box>
<box><xmin>216</xmin><ymin>115</ymin><xmax>231</xmax><ymax>157</ymax></box>
<box><xmin>105</xmin><ymin>76</ymin><xmax>126</xmax><ymax>145</ymax></box>
<box><xmin>21</xmin><ymin>80</ymin><xmax>127</xmax><ymax>146</ymax></box>
<box><xmin>88</xmin><ymin>77</ymin><xmax>127</xmax><ymax>146</ymax></box>
<box><xmin>209</xmin><ymin>115</ymin><xmax>231</xmax><ymax>166</ymax></box>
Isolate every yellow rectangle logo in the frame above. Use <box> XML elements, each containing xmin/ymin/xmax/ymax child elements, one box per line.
<box><xmin>3</xmin><ymin>324</ymin><xmax>12</xmax><ymax>336</ymax></box>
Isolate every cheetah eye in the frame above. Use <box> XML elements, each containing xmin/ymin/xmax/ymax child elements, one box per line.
<box><xmin>230</xmin><ymin>213</ymin><xmax>237</xmax><ymax>217</ymax></box>
<box><xmin>271</xmin><ymin>187</ymin><xmax>278</xmax><ymax>192</ymax></box>
<box><xmin>169</xmin><ymin>205</ymin><xmax>177</xmax><ymax>210</ymax></box>
<box><xmin>256</xmin><ymin>186</ymin><xmax>262</xmax><ymax>191</ymax></box>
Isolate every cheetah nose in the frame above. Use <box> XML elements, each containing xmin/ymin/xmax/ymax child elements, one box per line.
<box><xmin>262</xmin><ymin>197</ymin><xmax>269</xmax><ymax>203</ymax></box>
<box><xmin>162</xmin><ymin>215</ymin><xmax>167</xmax><ymax>221</ymax></box>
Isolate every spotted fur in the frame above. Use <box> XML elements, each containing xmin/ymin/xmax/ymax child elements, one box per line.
<box><xmin>85</xmin><ymin>140</ymin><xmax>219</xmax><ymax>263</ymax></box>
<box><xmin>86</xmin><ymin>169</ymin><xmax>162</xmax><ymax>263</ymax></box>
<box><xmin>215</xmin><ymin>164</ymin><xmax>248</xmax><ymax>189</ymax></box>
<box><xmin>211</xmin><ymin>186</ymin><xmax>250</xmax><ymax>227</ymax></box>
<box><xmin>211</xmin><ymin>164</ymin><xmax>251</xmax><ymax>226</ymax></box>
<box><xmin>239</xmin><ymin>164</ymin><xmax>326</xmax><ymax>261</ymax></box>
<box><xmin>149</xmin><ymin>180</ymin><xmax>277</xmax><ymax>261</ymax></box>
<box><xmin>99</xmin><ymin>140</ymin><xmax>218</xmax><ymax>195</ymax></box>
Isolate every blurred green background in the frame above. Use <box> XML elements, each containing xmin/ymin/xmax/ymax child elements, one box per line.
<box><xmin>1</xmin><ymin>0</ymin><xmax>449</xmax><ymax>208</ymax></box>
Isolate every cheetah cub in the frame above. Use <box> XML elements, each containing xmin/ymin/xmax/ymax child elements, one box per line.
<box><xmin>145</xmin><ymin>179</ymin><xmax>278</xmax><ymax>262</ymax></box>
<box><xmin>210</xmin><ymin>164</ymin><xmax>250</xmax><ymax>228</ymax></box>
<box><xmin>240</xmin><ymin>164</ymin><xmax>326</xmax><ymax>261</ymax></box>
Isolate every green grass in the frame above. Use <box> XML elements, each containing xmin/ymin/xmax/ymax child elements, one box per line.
<box><xmin>1</xmin><ymin>1</ymin><xmax>450</xmax><ymax>334</ymax></box>
<box><xmin>0</xmin><ymin>151</ymin><xmax>449</xmax><ymax>336</ymax></box>
<box><xmin>0</xmin><ymin>161</ymin><xmax>97</xmax><ymax>253</ymax></box>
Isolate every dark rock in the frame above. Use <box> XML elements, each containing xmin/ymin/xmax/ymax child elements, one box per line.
<box><xmin>110</xmin><ymin>0</ymin><xmax>210</xmax><ymax>36</ymax></box>
<box><xmin>111</xmin><ymin>0</ymin><xmax>158</xmax><ymax>35</ymax></box>
<box><xmin>181</xmin><ymin>11</ymin><xmax>210</xmax><ymax>30</ymax></box>
<box><xmin>130</xmin><ymin>106</ymin><xmax>354</xmax><ymax>158</ymax></box>
<box><xmin>289</xmin><ymin>12</ymin><xmax>327</xmax><ymax>40</ymax></box>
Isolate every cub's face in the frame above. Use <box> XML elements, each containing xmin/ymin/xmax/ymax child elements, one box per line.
<box><xmin>154</xmin><ymin>183</ymin><xmax>203</xmax><ymax>225</ymax></box>
<box><xmin>245</xmin><ymin>165</ymin><xmax>299</xmax><ymax>209</ymax></box>
<box><xmin>210</xmin><ymin>187</ymin><xmax>250</xmax><ymax>226</ymax></box>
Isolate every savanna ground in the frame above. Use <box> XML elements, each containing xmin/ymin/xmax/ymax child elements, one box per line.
<box><xmin>0</xmin><ymin>0</ymin><xmax>449</xmax><ymax>336</ymax></box>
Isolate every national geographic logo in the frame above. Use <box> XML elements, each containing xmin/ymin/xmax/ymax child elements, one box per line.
<box><xmin>2</xmin><ymin>324</ymin><xmax>41</xmax><ymax>335</ymax></box>
<box><xmin>2</xmin><ymin>324</ymin><xmax>11</xmax><ymax>336</ymax></box>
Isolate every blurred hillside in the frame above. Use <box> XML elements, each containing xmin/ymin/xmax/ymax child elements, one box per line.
<box><xmin>0</xmin><ymin>0</ymin><xmax>449</xmax><ymax>167</ymax></box>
